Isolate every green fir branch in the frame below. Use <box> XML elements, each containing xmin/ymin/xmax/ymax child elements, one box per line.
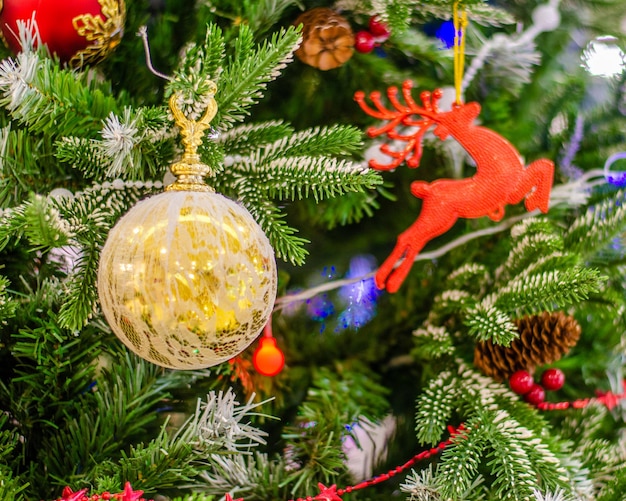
<box><xmin>40</xmin><ymin>353</ymin><xmax>185</xmax><ymax>484</ymax></box>
<box><xmin>256</xmin><ymin>125</ymin><xmax>363</xmax><ymax>161</ymax></box>
<box><xmin>298</xmin><ymin>189</ymin><xmax>382</xmax><ymax>230</ymax></box>
<box><xmin>22</xmin><ymin>195</ymin><xmax>72</xmax><ymax>250</ymax></box>
<box><xmin>239</xmin><ymin>192</ymin><xmax>309</xmax><ymax>265</ymax></box>
<box><xmin>431</xmin><ymin>289</ymin><xmax>476</xmax><ymax>318</ymax></box>
<box><xmin>436</xmin><ymin>415</ymin><xmax>490</xmax><ymax>498</ymax></box>
<box><xmin>485</xmin><ymin>415</ymin><xmax>547</xmax><ymax>501</ymax></box>
<box><xmin>415</xmin><ymin>371</ymin><xmax>457</xmax><ymax>445</ymax></box>
<box><xmin>509</xmin><ymin>217</ymin><xmax>560</xmax><ymax>242</ymax></box>
<box><xmin>0</xmin><ymin>204</ymin><xmax>27</xmax><ymax>251</ymax></box>
<box><xmin>230</xmin><ymin>0</ymin><xmax>304</xmax><ymax>38</ymax></box>
<box><xmin>464</xmin><ymin>304</ymin><xmax>519</xmax><ymax>345</ymax></box>
<box><xmin>564</xmin><ymin>190</ymin><xmax>626</xmax><ymax>259</ymax></box>
<box><xmin>94</xmin><ymin>424</ymin><xmax>200</xmax><ymax>493</ymax></box>
<box><xmin>193</xmin><ymin>452</ymin><xmax>284</xmax><ymax>500</ymax></box>
<box><xmin>280</xmin><ymin>427</ymin><xmax>346</xmax><ymax>496</ymax></box>
<box><xmin>57</xmin><ymin>244</ymin><xmax>100</xmax><ymax>331</ymax></box>
<box><xmin>174</xmin><ymin>22</ymin><xmax>226</xmax><ymax>90</ymax></box>
<box><xmin>487</xmin><ymin>267</ymin><xmax>606</xmax><ymax>317</ymax></box>
<box><xmin>170</xmin><ymin>495</ymin><xmax>213</xmax><ymax>501</ymax></box>
<box><xmin>414</xmin><ymin>363</ymin><xmax>571</xmax><ymax>498</ymax></box>
<box><xmin>9</xmin><ymin>315</ymin><xmax>102</xmax><ymax>398</ymax></box>
<box><xmin>0</xmin><ymin>124</ymin><xmax>57</xmax><ymax>207</ymax></box>
<box><xmin>170</xmin><ymin>27</ymin><xmax>226</xmax><ymax>119</ymax></box>
<box><xmin>218</xmin><ymin>121</ymin><xmax>294</xmax><ymax>156</ymax></box>
<box><xmin>0</xmin><ymin>469</ymin><xmax>27</xmax><ymax>501</ymax></box>
<box><xmin>306</xmin><ymin>365</ymin><xmax>390</xmax><ymax>424</ymax></box>
<box><xmin>214</xmin><ymin>25</ymin><xmax>301</xmax><ymax>129</ymax></box>
<box><xmin>598</xmin><ymin>467</ymin><xmax>626</xmax><ymax>501</ymax></box>
<box><xmin>444</xmin><ymin>263</ymin><xmax>491</xmax><ymax>293</ymax></box>
<box><xmin>495</xmin><ymin>233</ymin><xmax>564</xmax><ymax>286</ymax></box>
<box><xmin>0</xmin><ymin>51</ymin><xmax>121</xmax><ymax>137</ymax></box>
<box><xmin>56</xmin><ymin>137</ymin><xmax>109</xmax><ymax>178</ymax></box>
<box><xmin>412</xmin><ymin>324</ymin><xmax>455</xmax><ymax>361</ymax></box>
<box><xmin>251</xmin><ymin>157</ymin><xmax>380</xmax><ymax>202</ymax></box>
<box><xmin>56</xmin><ymin>107</ymin><xmax>173</xmax><ymax>181</ymax></box>
<box><xmin>0</xmin><ymin>276</ymin><xmax>17</xmax><ymax>323</ymax></box>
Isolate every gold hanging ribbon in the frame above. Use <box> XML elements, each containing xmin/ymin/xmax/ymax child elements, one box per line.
<box><xmin>453</xmin><ymin>2</ymin><xmax>469</xmax><ymax>105</ymax></box>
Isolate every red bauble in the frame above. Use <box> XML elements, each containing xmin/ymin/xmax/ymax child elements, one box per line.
<box><xmin>509</xmin><ymin>370</ymin><xmax>534</xmax><ymax>395</ymax></box>
<box><xmin>252</xmin><ymin>337</ymin><xmax>285</xmax><ymax>376</ymax></box>
<box><xmin>354</xmin><ymin>30</ymin><xmax>375</xmax><ymax>53</ymax></box>
<box><xmin>0</xmin><ymin>0</ymin><xmax>126</xmax><ymax>67</ymax></box>
<box><xmin>541</xmin><ymin>368</ymin><xmax>565</xmax><ymax>391</ymax></box>
<box><xmin>368</xmin><ymin>16</ymin><xmax>390</xmax><ymax>42</ymax></box>
<box><xmin>524</xmin><ymin>384</ymin><xmax>546</xmax><ymax>406</ymax></box>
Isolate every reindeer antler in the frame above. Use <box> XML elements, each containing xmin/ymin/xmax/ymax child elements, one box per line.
<box><xmin>354</xmin><ymin>81</ymin><xmax>443</xmax><ymax>170</ymax></box>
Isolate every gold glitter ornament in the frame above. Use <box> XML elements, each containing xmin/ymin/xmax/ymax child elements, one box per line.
<box><xmin>97</xmin><ymin>84</ymin><xmax>277</xmax><ymax>369</ymax></box>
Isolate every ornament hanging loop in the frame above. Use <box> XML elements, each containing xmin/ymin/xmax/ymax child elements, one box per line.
<box><xmin>166</xmin><ymin>82</ymin><xmax>219</xmax><ymax>193</ymax></box>
<box><xmin>453</xmin><ymin>2</ymin><xmax>468</xmax><ymax>105</ymax></box>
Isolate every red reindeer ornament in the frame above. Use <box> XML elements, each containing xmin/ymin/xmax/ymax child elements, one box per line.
<box><xmin>355</xmin><ymin>81</ymin><xmax>554</xmax><ymax>293</ymax></box>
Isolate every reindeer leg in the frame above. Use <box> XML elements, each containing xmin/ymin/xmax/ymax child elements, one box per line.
<box><xmin>376</xmin><ymin>197</ymin><xmax>459</xmax><ymax>293</ymax></box>
<box><xmin>375</xmin><ymin>237</ymin><xmax>419</xmax><ymax>292</ymax></box>
<box><xmin>506</xmin><ymin>159</ymin><xmax>555</xmax><ymax>213</ymax></box>
<box><xmin>523</xmin><ymin>159</ymin><xmax>554</xmax><ymax>213</ymax></box>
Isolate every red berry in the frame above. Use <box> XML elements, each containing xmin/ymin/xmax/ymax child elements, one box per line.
<box><xmin>368</xmin><ymin>16</ymin><xmax>391</xmax><ymax>41</ymax></box>
<box><xmin>524</xmin><ymin>384</ymin><xmax>546</xmax><ymax>406</ymax></box>
<box><xmin>509</xmin><ymin>370</ymin><xmax>534</xmax><ymax>395</ymax></box>
<box><xmin>541</xmin><ymin>368</ymin><xmax>565</xmax><ymax>391</ymax></box>
<box><xmin>354</xmin><ymin>31</ymin><xmax>376</xmax><ymax>53</ymax></box>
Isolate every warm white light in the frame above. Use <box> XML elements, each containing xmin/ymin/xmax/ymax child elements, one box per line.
<box><xmin>582</xmin><ymin>36</ymin><xmax>625</xmax><ymax>78</ymax></box>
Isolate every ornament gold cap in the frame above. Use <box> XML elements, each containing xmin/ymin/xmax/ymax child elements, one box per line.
<box><xmin>166</xmin><ymin>81</ymin><xmax>218</xmax><ymax>193</ymax></box>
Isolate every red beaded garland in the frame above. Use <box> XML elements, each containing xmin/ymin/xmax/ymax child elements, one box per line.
<box><xmin>368</xmin><ymin>16</ymin><xmax>390</xmax><ymax>41</ymax></box>
<box><xmin>540</xmin><ymin>368</ymin><xmax>565</xmax><ymax>391</ymax></box>
<box><xmin>354</xmin><ymin>31</ymin><xmax>376</xmax><ymax>53</ymax></box>
<box><xmin>509</xmin><ymin>370</ymin><xmax>534</xmax><ymax>395</ymax></box>
<box><xmin>524</xmin><ymin>384</ymin><xmax>546</xmax><ymax>405</ymax></box>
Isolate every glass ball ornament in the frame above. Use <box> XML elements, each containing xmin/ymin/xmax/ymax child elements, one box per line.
<box><xmin>98</xmin><ymin>190</ymin><xmax>277</xmax><ymax>369</ymax></box>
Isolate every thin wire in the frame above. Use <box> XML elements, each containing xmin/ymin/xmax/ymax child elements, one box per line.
<box><xmin>136</xmin><ymin>26</ymin><xmax>173</xmax><ymax>81</ymax></box>
<box><xmin>273</xmin><ymin>212</ymin><xmax>531</xmax><ymax>311</ymax></box>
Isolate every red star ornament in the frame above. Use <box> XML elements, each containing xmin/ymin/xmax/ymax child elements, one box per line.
<box><xmin>225</xmin><ymin>493</ymin><xmax>245</xmax><ymax>501</ymax></box>
<box><xmin>596</xmin><ymin>390</ymin><xmax>621</xmax><ymax>410</ymax></box>
<box><xmin>355</xmin><ymin>81</ymin><xmax>554</xmax><ymax>293</ymax></box>
<box><xmin>313</xmin><ymin>483</ymin><xmax>343</xmax><ymax>501</ymax></box>
<box><xmin>121</xmin><ymin>482</ymin><xmax>145</xmax><ymax>501</ymax></box>
<box><xmin>59</xmin><ymin>487</ymin><xmax>89</xmax><ymax>501</ymax></box>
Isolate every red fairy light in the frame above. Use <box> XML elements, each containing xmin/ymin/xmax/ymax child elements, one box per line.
<box><xmin>253</xmin><ymin>322</ymin><xmax>285</xmax><ymax>376</ymax></box>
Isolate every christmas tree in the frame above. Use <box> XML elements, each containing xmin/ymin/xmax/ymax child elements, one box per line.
<box><xmin>0</xmin><ymin>0</ymin><xmax>625</xmax><ymax>500</ymax></box>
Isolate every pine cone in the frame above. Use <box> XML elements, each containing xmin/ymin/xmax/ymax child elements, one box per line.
<box><xmin>474</xmin><ymin>311</ymin><xmax>581</xmax><ymax>381</ymax></box>
<box><xmin>294</xmin><ymin>8</ymin><xmax>354</xmax><ymax>71</ymax></box>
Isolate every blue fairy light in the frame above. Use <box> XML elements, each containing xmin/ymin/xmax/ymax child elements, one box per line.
<box><xmin>306</xmin><ymin>294</ymin><xmax>335</xmax><ymax>323</ymax></box>
<box><xmin>436</xmin><ymin>20</ymin><xmax>456</xmax><ymax>50</ymax></box>
<box><xmin>336</xmin><ymin>255</ymin><xmax>381</xmax><ymax>331</ymax></box>
<box><xmin>306</xmin><ymin>265</ymin><xmax>338</xmax><ymax>332</ymax></box>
